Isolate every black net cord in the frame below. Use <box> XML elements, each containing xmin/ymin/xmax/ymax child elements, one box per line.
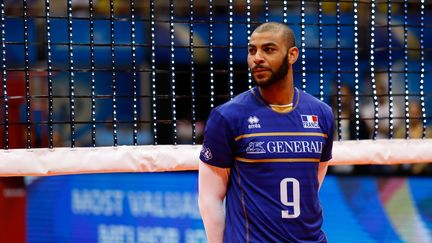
<box><xmin>420</xmin><ymin>0</ymin><xmax>426</xmax><ymax>138</ymax></box>
<box><xmin>1</xmin><ymin>0</ymin><xmax>8</xmax><ymax>149</ymax></box>
<box><xmin>24</xmin><ymin>0</ymin><xmax>31</xmax><ymax>148</ymax></box>
<box><xmin>403</xmin><ymin>0</ymin><xmax>410</xmax><ymax>139</ymax></box>
<box><xmin>89</xmin><ymin>0</ymin><xmax>96</xmax><ymax>147</ymax></box>
<box><xmin>169</xmin><ymin>0</ymin><xmax>177</xmax><ymax>144</ymax></box>
<box><xmin>246</xmin><ymin>0</ymin><xmax>252</xmax><ymax>89</ymax></box>
<box><xmin>110</xmin><ymin>0</ymin><xmax>118</xmax><ymax>146</ymax></box>
<box><xmin>370</xmin><ymin>0</ymin><xmax>378</xmax><ymax>140</ymax></box>
<box><xmin>189</xmin><ymin>0</ymin><xmax>197</xmax><ymax>144</ymax></box>
<box><xmin>264</xmin><ymin>0</ymin><xmax>269</xmax><ymax>22</ymax></box>
<box><xmin>353</xmin><ymin>0</ymin><xmax>360</xmax><ymax>139</ymax></box>
<box><xmin>45</xmin><ymin>0</ymin><xmax>54</xmax><ymax>148</ymax></box>
<box><xmin>130</xmin><ymin>0</ymin><xmax>138</xmax><ymax>146</ymax></box>
<box><xmin>150</xmin><ymin>0</ymin><xmax>157</xmax><ymax>145</ymax></box>
<box><xmin>387</xmin><ymin>0</ymin><xmax>395</xmax><ymax>139</ymax></box>
<box><xmin>228</xmin><ymin>0</ymin><xmax>233</xmax><ymax>99</ymax></box>
<box><xmin>67</xmin><ymin>0</ymin><xmax>76</xmax><ymax>147</ymax></box>
<box><xmin>318</xmin><ymin>1</ymin><xmax>324</xmax><ymax>102</ymax></box>
<box><xmin>209</xmin><ymin>0</ymin><xmax>214</xmax><ymax>109</ymax></box>
<box><xmin>300</xmin><ymin>0</ymin><xmax>307</xmax><ymax>91</ymax></box>
<box><xmin>336</xmin><ymin>0</ymin><xmax>342</xmax><ymax>141</ymax></box>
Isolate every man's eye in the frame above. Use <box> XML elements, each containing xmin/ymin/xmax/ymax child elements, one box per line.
<box><xmin>265</xmin><ymin>48</ymin><xmax>274</xmax><ymax>53</ymax></box>
<box><xmin>248</xmin><ymin>49</ymin><xmax>256</xmax><ymax>54</ymax></box>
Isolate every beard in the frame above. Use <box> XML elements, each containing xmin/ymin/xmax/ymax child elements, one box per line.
<box><xmin>252</xmin><ymin>53</ymin><xmax>289</xmax><ymax>89</ymax></box>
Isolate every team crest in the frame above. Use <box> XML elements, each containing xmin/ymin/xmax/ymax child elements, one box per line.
<box><xmin>301</xmin><ymin>115</ymin><xmax>319</xmax><ymax>128</ymax></box>
<box><xmin>201</xmin><ymin>145</ymin><xmax>213</xmax><ymax>160</ymax></box>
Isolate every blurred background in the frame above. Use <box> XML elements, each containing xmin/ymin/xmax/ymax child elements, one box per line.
<box><xmin>0</xmin><ymin>1</ymin><xmax>431</xmax><ymax>242</ymax></box>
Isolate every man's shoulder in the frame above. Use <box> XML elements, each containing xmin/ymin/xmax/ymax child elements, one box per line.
<box><xmin>299</xmin><ymin>90</ymin><xmax>330</xmax><ymax>106</ymax></box>
<box><xmin>213</xmin><ymin>89</ymin><xmax>254</xmax><ymax>116</ymax></box>
<box><xmin>298</xmin><ymin>90</ymin><xmax>333</xmax><ymax>116</ymax></box>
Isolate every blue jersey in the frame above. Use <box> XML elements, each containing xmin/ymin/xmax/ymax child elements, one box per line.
<box><xmin>200</xmin><ymin>87</ymin><xmax>334</xmax><ymax>243</ymax></box>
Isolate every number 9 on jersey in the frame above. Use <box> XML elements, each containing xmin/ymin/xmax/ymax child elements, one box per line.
<box><xmin>280</xmin><ymin>178</ymin><xmax>300</xmax><ymax>218</ymax></box>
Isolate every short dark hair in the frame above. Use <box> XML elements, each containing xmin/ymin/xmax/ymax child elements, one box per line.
<box><xmin>252</xmin><ymin>22</ymin><xmax>296</xmax><ymax>48</ymax></box>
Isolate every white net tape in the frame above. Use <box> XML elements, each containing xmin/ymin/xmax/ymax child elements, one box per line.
<box><xmin>1</xmin><ymin>139</ymin><xmax>431</xmax><ymax>176</ymax></box>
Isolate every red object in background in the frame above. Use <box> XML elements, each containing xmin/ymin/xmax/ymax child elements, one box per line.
<box><xmin>0</xmin><ymin>72</ymin><xmax>26</xmax><ymax>149</ymax></box>
<box><xmin>0</xmin><ymin>72</ymin><xmax>48</xmax><ymax>149</ymax></box>
<box><xmin>0</xmin><ymin>73</ymin><xmax>29</xmax><ymax>242</ymax></box>
<box><xmin>0</xmin><ymin>72</ymin><xmax>39</xmax><ymax>243</ymax></box>
<box><xmin>0</xmin><ymin>177</ymin><xmax>26</xmax><ymax>243</ymax></box>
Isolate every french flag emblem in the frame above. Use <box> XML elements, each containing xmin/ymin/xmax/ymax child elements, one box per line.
<box><xmin>301</xmin><ymin>115</ymin><xmax>319</xmax><ymax>128</ymax></box>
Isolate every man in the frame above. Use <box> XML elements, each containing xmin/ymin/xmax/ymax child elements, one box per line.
<box><xmin>198</xmin><ymin>22</ymin><xmax>334</xmax><ymax>242</ymax></box>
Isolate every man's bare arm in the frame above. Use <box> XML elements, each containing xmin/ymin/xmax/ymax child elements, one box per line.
<box><xmin>198</xmin><ymin>161</ymin><xmax>230</xmax><ymax>243</ymax></box>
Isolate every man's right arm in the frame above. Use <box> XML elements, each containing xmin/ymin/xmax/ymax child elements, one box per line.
<box><xmin>198</xmin><ymin>161</ymin><xmax>230</xmax><ymax>243</ymax></box>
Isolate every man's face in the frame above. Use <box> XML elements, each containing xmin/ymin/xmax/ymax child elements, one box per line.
<box><xmin>247</xmin><ymin>32</ymin><xmax>289</xmax><ymax>88</ymax></box>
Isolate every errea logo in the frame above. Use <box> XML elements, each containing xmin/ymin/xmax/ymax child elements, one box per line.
<box><xmin>248</xmin><ymin>116</ymin><xmax>261</xmax><ymax>129</ymax></box>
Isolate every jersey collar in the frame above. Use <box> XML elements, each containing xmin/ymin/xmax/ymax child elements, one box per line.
<box><xmin>251</xmin><ymin>86</ymin><xmax>300</xmax><ymax>114</ymax></box>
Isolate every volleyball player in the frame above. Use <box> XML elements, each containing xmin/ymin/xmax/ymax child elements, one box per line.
<box><xmin>198</xmin><ymin>22</ymin><xmax>334</xmax><ymax>242</ymax></box>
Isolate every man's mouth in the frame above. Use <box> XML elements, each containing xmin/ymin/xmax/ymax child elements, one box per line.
<box><xmin>253</xmin><ymin>67</ymin><xmax>270</xmax><ymax>73</ymax></box>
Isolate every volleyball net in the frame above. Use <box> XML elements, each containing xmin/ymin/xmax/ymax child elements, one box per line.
<box><xmin>0</xmin><ymin>0</ymin><xmax>431</xmax><ymax>176</ymax></box>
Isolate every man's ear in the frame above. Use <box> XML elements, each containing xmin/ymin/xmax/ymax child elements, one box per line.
<box><xmin>288</xmin><ymin>46</ymin><xmax>299</xmax><ymax>64</ymax></box>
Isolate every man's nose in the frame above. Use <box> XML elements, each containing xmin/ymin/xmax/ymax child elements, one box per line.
<box><xmin>253</xmin><ymin>51</ymin><xmax>264</xmax><ymax>64</ymax></box>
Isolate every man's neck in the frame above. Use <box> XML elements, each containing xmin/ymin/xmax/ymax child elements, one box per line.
<box><xmin>258</xmin><ymin>77</ymin><xmax>294</xmax><ymax>105</ymax></box>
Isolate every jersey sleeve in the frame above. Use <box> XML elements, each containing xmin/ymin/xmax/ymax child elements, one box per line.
<box><xmin>320</xmin><ymin>105</ymin><xmax>334</xmax><ymax>162</ymax></box>
<box><xmin>200</xmin><ymin>109</ymin><xmax>236</xmax><ymax>168</ymax></box>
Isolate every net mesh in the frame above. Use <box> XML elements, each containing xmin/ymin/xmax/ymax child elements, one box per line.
<box><xmin>0</xmin><ymin>0</ymin><xmax>431</xmax><ymax>175</ymax></box>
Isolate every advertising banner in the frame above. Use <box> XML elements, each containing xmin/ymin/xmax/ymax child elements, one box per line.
<box><xmin>27</xmin><ymin>173</ymin><xmax>432</xmax><ymax>243</ymax></box>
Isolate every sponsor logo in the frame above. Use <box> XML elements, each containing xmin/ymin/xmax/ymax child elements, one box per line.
<box><xmin>201</xmin><ymin>146</ymin><xmax>213</xmax><ymax>160</ymax></box>
<box><xmin>244</xmin><ymin>140</ymin><xmax>323</xmax><ymax>155</ymax></box>
<box><xmin>246</xmin><ymin>142</ymin><xmax>266</xmax><ymax>154</ymax></box>
<box><xmin>248</xmin><ymin>116</ymin><xmax>261</xmax><ymax>129</ymax></box>
<box><xmin>266</xmin><ymin>140</ymin><xmax>323</xmax><ymax>154</ymax></box>
<box><xmin>301</xmin><ymin>115</ymin><xmax>319</xmax><ymax>128</ymax></box>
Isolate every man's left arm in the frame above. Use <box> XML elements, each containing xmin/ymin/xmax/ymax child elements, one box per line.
<box><xmin>198</xmin><ymin>161</ymin><xmax>230</xmax><ymax>243</ymax></box>
<box><xmin>318</xmin><ymin>162</ymin><xmax>328</xmax><ymax>190</ymax></box>
<box><xmin>318</xmin><ymin>105</ymin><xmax>334</xmax><ymax>190</ymax></box>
